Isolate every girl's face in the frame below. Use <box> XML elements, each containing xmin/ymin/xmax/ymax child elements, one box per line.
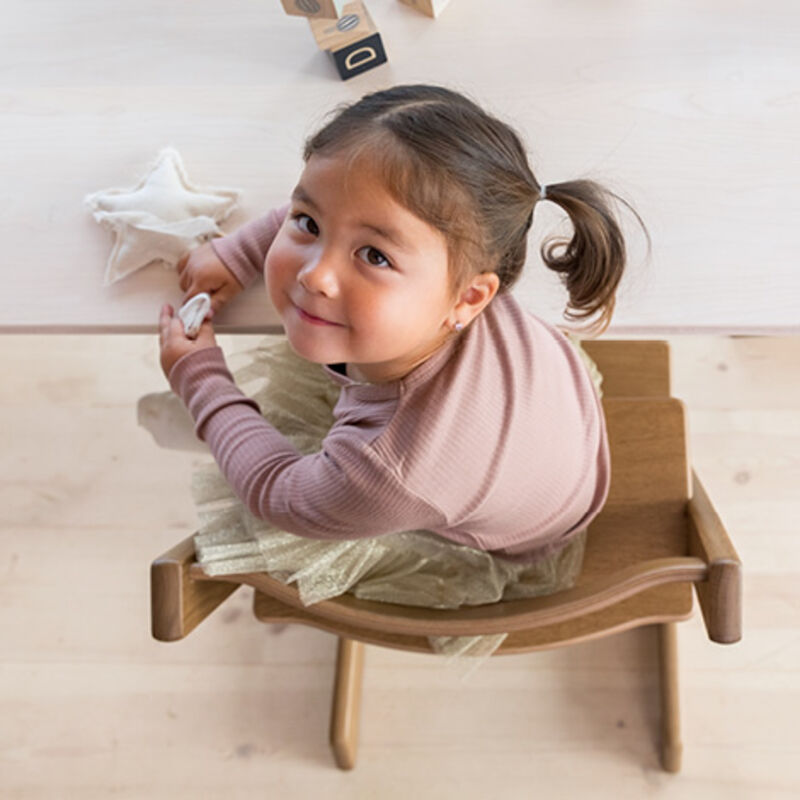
<box><xmin>265</xmin><ymin>153</ymin><xmax>462</xmax><ymax>383</ymax></box>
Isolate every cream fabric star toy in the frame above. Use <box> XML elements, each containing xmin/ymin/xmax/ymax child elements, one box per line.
<box><xmin>85</xmin><ymin>147</ymin><xmax>241</xmax><ymax>286</ymax></box>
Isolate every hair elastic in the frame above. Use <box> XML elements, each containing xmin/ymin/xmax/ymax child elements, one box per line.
<box><xmin>539</xmin><ymin>184</ymin><xmax>548</xmax><ymax>200</ymax></box>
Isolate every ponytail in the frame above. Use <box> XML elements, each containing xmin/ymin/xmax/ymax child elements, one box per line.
<box><xmin>537</xmin><ymin>180</ymin><xmax>648</xmax><ymax>337</ymax></box>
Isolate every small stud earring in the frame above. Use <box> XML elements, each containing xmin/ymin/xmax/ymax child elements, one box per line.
<box><xmin>454</xmin><ymin>321</ymin><xmax>464</xmax><ymax>332</ymax></box>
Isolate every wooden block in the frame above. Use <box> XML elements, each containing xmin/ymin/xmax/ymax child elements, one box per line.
<box><xmin>280</xmin><ymin>0</ymin><xmax>346</xmax><ymax>20</ymax></box>
<box><xmin>398</xmin><ymin>0</ymin><xmax>452</xmax><ymax>18</ymax></box>
<box><xmin>305</xmin><ymin>2</ymin><xmax>388</xmax><ymax>81</ymax></box>
<box><xmin>330</xmin><ymin>31</ymin><xmax>387</xmax><ymax>80</ymax></box>
<box><xmin>307</xmin><ymin>0</ymin><xmax>376</xmax><ymax>51</ymax></box>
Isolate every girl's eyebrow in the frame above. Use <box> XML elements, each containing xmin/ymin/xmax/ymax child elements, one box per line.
<box><xmin>291</xmin><ymin>184</ymin><xmax>413</xmax><ymax>252</ymax></box>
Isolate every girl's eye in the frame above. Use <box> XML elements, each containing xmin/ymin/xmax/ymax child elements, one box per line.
<box><xmin>357</xmin><ymin>246</ymin><xmax>392</xmax><ymax>269</ymax></box>
<box><xmin>293</xmin><ymin>213</ymin><xmax>392</xmax><ymax>269</ymax></box>
<box><xmin>293</xmin><ymin>213</ymin><xmax>319</xmax><ymax>236</ymax></box>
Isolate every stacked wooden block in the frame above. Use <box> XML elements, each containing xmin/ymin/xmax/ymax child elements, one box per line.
<box><xmin>279</xmin><ymin>0</ymin><xmax>452</xmax><ymax>80</ymax></box>
<box><xmin>398</xmin><ymin>0</ymin><xmax>452</xmax><ymax>17</ymax></box>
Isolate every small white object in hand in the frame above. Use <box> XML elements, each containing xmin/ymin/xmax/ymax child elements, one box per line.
<box><xmin>178</xmin><ymin>292</ymin><xmax>212</xmax><ymax>339</ymax></box>
<box><xmin>84</xmin><ymin>147</ymin><xmax>241</xmax><ymax>286</ymax></box>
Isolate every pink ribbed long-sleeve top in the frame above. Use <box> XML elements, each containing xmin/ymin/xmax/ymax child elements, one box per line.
<box><xmin>167</xmin><ymin>204</ymin><xmax>611</xmax><ymax>564</ymax></box>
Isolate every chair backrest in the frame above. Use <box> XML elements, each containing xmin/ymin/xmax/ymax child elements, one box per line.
<box><xmin>602</xmin><ymin>396</ymin><xmax>690</xmax><ymax>510</ymax></box>
<box><xmin>573</xmin><ymin>340</ymin><xmax>691</xmax><ymax>583</ymax></box>
<box><xmin>581</xmin><ymin>339</ymin><xmax>671</xmax><ymax>398</ymax></box>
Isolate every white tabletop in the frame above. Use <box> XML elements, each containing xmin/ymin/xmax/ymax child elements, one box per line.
<box><xmin>1</xmin><ymin>0</ymin><xmax>797</xmax><ymax>335</ymax></box>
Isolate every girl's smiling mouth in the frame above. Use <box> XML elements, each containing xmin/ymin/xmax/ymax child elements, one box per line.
<box><xmin>293</xmin><ymin>302</ymin><xmax>344</xmax><ymax>326</ymax></box>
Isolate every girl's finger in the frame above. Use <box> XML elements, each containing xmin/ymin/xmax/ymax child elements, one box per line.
<box><xmin>158</xmin><ymin>307</ymin><xmax>168</xmax><ymax>342</ymax></box>
<box><xmin>182</xmin><ymin>283</ymin><xmax>208</xmax><ymax>306</ymax></box>
<box><xmin>162</xmin><ymin>313</ymin><xmax>188</xmax><ymax>342</ymax></box>
<box><xmin>160</xmin><ymin>302</ymin><xmax>177</xmax><ymax>324</ymax></box>
<box><xmin>212</xmin><ymin>285</ymin><xmax>234</xmax><ymax>313</ymax></box>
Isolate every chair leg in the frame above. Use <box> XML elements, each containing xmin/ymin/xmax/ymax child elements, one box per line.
<box><xmin>329</xmin><ymin>637</ymin><xmax>366</xmax><ymax>770</ymax></box>
<box><xmin>658</xmin><ymin>622</ymin><xmax>683</xmax><ymax>772</ymax></box>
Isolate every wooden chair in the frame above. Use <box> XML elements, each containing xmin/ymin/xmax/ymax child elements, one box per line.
<box><xmin>150</xmin><ymin>339</ymin><xmax>742</xmax><ymax>773</ymax></box>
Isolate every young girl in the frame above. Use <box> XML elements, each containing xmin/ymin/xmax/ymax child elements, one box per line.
<box><xmin>157</xmin><ymin>83</ymin><xmax>644</xmax><ymax>669</ymax></box>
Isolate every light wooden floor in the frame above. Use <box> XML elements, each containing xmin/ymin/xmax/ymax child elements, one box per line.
<box><xmin>1</xmin><ymin>333</ymin><xmax>798</xmax><ymax>798</ymax></box>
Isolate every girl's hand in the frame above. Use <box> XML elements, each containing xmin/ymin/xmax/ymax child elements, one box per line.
<box><xmin>176</xmin><ymin>240</ymin><xmax>244</xmax><ymax>314</ymax></box>
<box><xmin>158</xmin><ymin>303</ymin><xmax>217</xmax><ymax>380</ymax></box>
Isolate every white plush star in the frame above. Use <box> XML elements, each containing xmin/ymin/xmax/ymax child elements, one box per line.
<box><xmin>85</xmin><ymin>147</ymin><xmax>241</xmax><ymax>286</ymax></box>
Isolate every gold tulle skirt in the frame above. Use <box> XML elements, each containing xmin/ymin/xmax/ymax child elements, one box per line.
<box><xmin>188</xmin><ymin>329</ymin><xmax>604</xmax><ymax>680</ymax></box>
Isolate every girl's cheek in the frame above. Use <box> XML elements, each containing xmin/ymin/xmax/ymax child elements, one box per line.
<box><xmin>266</xmin><ymin>236</ymin><xmax>297</xmax><ymax>276</ymax></box>
<box><xmin>264</xmin><ymin>251</ymin><xmax>284</xmax><ymax>309</ymax></box>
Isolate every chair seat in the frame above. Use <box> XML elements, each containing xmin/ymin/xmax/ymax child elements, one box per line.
<box><xmin>207</xmin><ymin>501</ymin><xmax>705</xmax><ymax>651</ymax></box>
<box><xmin>252</xmin><ymin>580</ymin><xmax>694</xmax><ymax>655</ymax></box>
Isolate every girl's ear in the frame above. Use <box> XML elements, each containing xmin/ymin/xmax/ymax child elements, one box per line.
<box><xmin>452</xmin><ymin>271</ymin><xmax>500</xmax><ymax>325</ymax></box>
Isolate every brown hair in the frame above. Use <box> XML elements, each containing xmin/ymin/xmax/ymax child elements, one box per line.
<box><xmin>301</xmin><ymin>83</ymin><xmax>648</xmax><ymax>337</ymax></box>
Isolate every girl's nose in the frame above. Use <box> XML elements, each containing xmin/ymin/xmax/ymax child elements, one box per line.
<box><xmin>298</xmin><ymin>256</ymin><xmax>339</xmax><ymax>297</ymax></box>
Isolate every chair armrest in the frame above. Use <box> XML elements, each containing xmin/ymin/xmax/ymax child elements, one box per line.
<box><xmin>151</xmin><ymin>534</ymin><xmax>240</xmax><ymax>641</ymax></box>
<box><xmin>687</xmin><ymin>468</ymin><xmax>743</xmax><ymax>644</ymax></box>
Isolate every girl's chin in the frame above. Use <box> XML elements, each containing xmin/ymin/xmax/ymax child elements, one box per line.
<box><xmin>285</xmin><ymin>331</ymin><xmax>345</xmax><ymax>365</ymax></box>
